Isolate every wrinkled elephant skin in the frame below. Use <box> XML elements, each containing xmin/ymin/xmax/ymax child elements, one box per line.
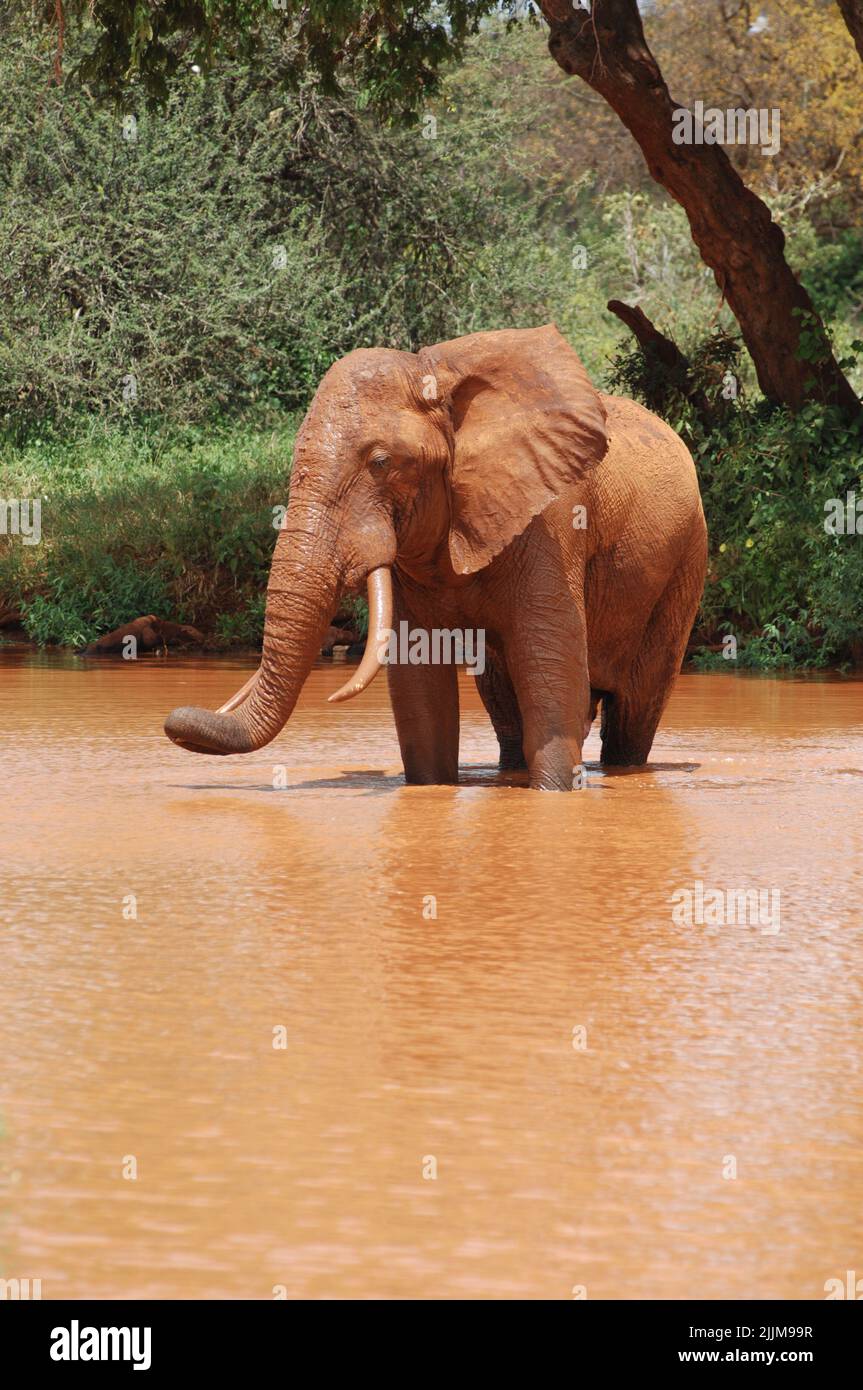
<box><xmin>165</xmin><ymin>325</ymin><xmax>707</xmax><ymax>790</ymax></box>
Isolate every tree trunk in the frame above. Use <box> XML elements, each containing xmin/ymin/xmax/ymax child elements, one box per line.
<box><xmin>837</xmin><ymin>0</ymin><xmax>863</xmax><ymax>63</ymax></box>
<box><xmin>606</xmin><ymin>298</ymin><xmax>714</xmax><ymax>428</ymax></box>
<box><xmin>540</xmin><ymin>0</ymin><xmax>860</xmax><ymax>418</ymax></box>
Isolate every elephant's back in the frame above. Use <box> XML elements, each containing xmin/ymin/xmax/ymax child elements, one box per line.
<box><xmin>586</xmin><ymin>394</ymin><xmax>705</xmax><ymax>551</ymax></box>
<box><xmin>598</xmin><ymin>393</ymin><xmax>700</xmax><ymax>495</ymax></box>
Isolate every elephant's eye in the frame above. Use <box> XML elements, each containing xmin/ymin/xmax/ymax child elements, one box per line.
<box><xmin>369</xmin><ymin>452</ymin><xmax>390</xmax><ymax>471</ymax></box>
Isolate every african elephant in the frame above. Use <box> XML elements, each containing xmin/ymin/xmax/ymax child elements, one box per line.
<box><xmin>165</xmin><ymin>325</ymin><xmax>707</xmax><ymax>790</ymax></box>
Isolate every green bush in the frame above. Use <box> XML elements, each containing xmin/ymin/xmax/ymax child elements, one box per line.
<box><xmin>24</xmin><ymin>561</ymin><xmax>170</xmax><ymax>648</ymax></box>
<box><xmin>0</xmin><ymin>417</ymin><xmax>297</xmax><ymax>645</ymax></box>
<box><xmin>0</xmin><ymin>15</ymin><xmax>623</xmax><ymax>432</ymax></box>
<box><xmin>696</xmin><ymin>400</ymin><xmax>863</xmax><ymax>667</ymax></box>
<box><xmin>215</xmin><ymin>595</ymin><xmax>267</xmax><ymax>649</ymax></box>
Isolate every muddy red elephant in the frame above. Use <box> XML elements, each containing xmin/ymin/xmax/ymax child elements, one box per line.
<box><xmin>165</xmin><ymin>325</ymin><xmax>707</xmax><ymax>790</ymax></box>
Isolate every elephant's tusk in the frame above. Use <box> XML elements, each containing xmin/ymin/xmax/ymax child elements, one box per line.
<box><xmin>215</xmin><ymin>667</ymin><xmax>260</xmax><ymax>714</ymax></box>
<box><xmin>327</xmin><ymin>567</ymin><xmax>393</xmax><ymax>705</ymax></box>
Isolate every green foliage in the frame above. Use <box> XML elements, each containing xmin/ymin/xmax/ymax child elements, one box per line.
<box><xmin>1</xmin><ymin>417</ymin><xmax>297</xmax><ymax>644</ymax></box>
<box><xmin>5</xmin><ymin>11</ymin><xmax>857</xmax><ymax>433</ymax></box>
<box><xmin>0</xmin><ymin>27</ymin><xmax>345</xmax><ymax>426</ymax></box>
<box><xmin>607</xmin><ymin>327</ymin><xmax>744</xmax><ymax>439</ymax></box>
<box><xmin>19</xmin><ymin>1</ymin><xmax>518</xmax><ymax>111</ymax></box>
<box><xmin>24</xmin><ymin>560</ymin><xmax>169</xmax><ymax>647</ymax></box>
<box><xmin>215</xmin><ymin>594</ymin><xmax>267</xmax><ymax>648</ymax></box>
<box><xmin>0</xmin><ymin>14</ymin><xmax>584</xmax><ymax>431</ymax></box>
<box><xmin>798</xmin><ymin>229</ymin><xmax>863</xmax><ymax>322</ymax></box>
<box><xmin>338</xmin><ymin>594</ymin><xmax>369</xmax><ymax>639</ymax></box>
<box><xmin>604</xmin><ymin>275</ymin><xmax>863</xmax><ymax>670</ymax></box>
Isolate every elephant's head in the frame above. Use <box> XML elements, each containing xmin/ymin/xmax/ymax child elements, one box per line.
<box><xmin>164</xmin><ymin>324</ymin><xmax>607</xmax><ymax>755</ymax></box>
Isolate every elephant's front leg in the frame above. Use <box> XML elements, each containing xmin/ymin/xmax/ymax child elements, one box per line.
<box><xmin>506</xmin><ymin>607</ymin><xmax>590</xmax><ymax>792</ymax></box>
<box><xmin>387</xmin><ymin>656</ymin><xmax>460</xmax><ymax>785</ymax></box>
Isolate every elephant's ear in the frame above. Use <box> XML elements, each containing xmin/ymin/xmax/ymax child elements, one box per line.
<box><xmin>419</xmin><ymin>325</ymin><xmax>608</xmax><ymax>575</ymax></box>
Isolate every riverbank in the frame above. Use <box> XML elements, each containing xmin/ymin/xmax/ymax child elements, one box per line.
<box><xmin>1</xmin><ymin>417</ymin><xmax>297</xmax><ymax>651</ymax></box>
<box><xmin>2</xmin><ymin>411</ymin><xmax>862</xmax><ymax>669</ymax></box>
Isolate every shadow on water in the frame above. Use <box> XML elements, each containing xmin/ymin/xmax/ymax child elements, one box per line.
<box><xmin>172</xmin><ymin>760</ymin><xmax>702</xmax><ymax>794</ymax></box>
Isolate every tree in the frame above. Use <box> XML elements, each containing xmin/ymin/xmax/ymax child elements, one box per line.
<box><xmin>20</xmin><ymin>0</ymin><xmax>862</xmax><ymax>416</ymax></box>
<box><xmin>648</xmin><ymin>0</ymin><xmax>863</xmax><ymax>212</ymax></box>
<box><xmin>26</xmin><ymin>1</ymin><xmax>501</xmax><ymax>107</ymax></box>
<box><xmin>837</xmin><ymin>0</ymin><xmax>863</xmax><ymax>62</ymax></box>
<box><xmin>540</xmin><ymin>0</ymin><xmax>859</xmax><ymax>416</ymax></box>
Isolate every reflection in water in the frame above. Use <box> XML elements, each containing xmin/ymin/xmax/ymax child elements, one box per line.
<box><xmin>1</xmin><ymin>652</ymin><xmax>862</xmax><ymax>1298</ymax></box>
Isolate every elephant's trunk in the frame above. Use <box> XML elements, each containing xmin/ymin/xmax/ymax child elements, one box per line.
<box><xmin>215</xmin><ymin>668</ymin><xmax>260</xmax><ymax>714</ymax></box>
<box><xmin>164</xmin><ymin>496</ymin><xmax>388</xmax><ymax>756</ymax></box>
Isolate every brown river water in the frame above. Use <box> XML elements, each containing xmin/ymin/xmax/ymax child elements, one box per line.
<box><xmin>1</xmin><ymin>653</ymin><xmax>862</xmax><ymax>1300</ymax></box>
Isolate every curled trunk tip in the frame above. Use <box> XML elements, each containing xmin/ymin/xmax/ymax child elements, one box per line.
<box><xmin>164</xmin><ymin>667</ymin><xmax>261</xmax><ymax>753</ymax></box>
<box><xmin>163</xmin><ymin>706</ymin><xmax>255</xmax><ymax>755</ymax></box>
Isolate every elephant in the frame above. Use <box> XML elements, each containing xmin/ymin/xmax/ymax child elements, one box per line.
<box><xmin>165</xmin><ymin>325</ymin><xmax>707</xmax><ymax>791</ymax></box>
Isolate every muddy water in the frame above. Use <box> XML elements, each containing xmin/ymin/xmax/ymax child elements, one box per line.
<box><xmin>1</xmin><ymin>654</ymin><xmax>861</xmax><ymax>1301</ymax></box>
